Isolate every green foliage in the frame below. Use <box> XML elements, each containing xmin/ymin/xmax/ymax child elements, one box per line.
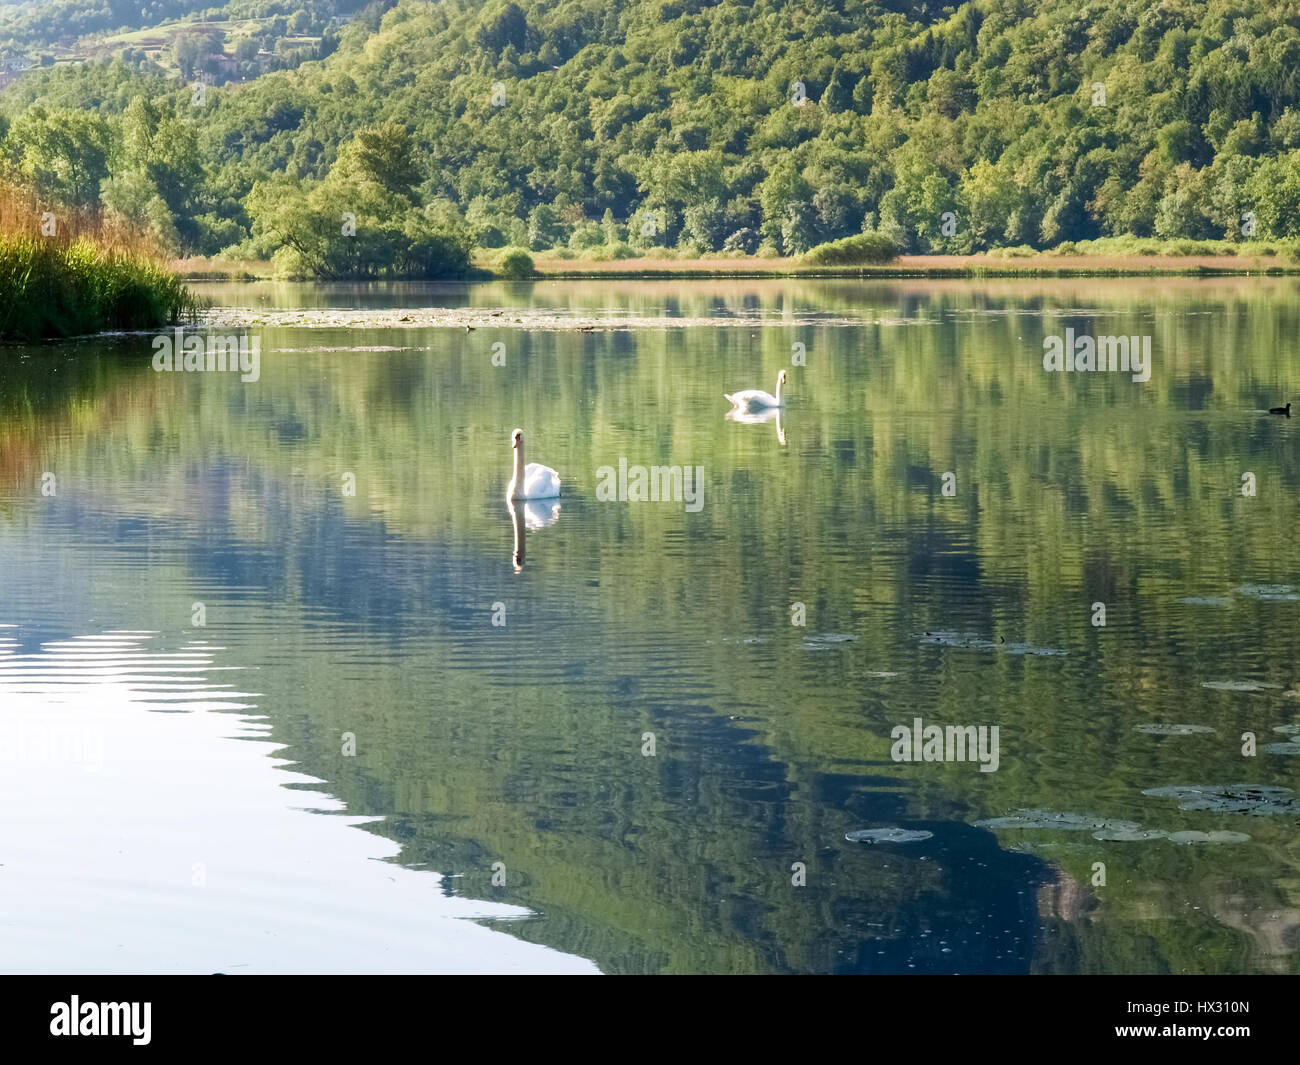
<box><xmin>246</xmin><ymin>122</ymin><xmax>473</xmax><ymax>277</ymax></box>
<box><xmin>496</xmin><ymin>245</ymin><xmax>535</xmax><ymax>277</ymax></box>
<box><xmin>9</xmin><ymin>0</ymin><xmax>1300</xmax><ymax>258</ymax></box>
<box><xmin>801</xmin><ymin>231</ymin><xmax>898</xmax><ymax>265</ymax></box>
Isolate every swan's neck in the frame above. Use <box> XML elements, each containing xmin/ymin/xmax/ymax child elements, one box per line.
<box><xmin>511</xmin><ymin>441</ymin><xmax>524</xmax><ymax>496</ymax></box>
<box><xmin>775</xmin><ymin>374</ymin><xmax>784</xmax><ymax>405</ymax></box>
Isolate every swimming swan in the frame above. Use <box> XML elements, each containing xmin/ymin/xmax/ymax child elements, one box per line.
<box><xmin>725</xmin><ymin>369</ymin><xmax>786</xmax><ymax>411</ymax></box>
<box><xmin>507</xmin><ymin>428</ymin><xmax>561</xmax><ymax>500</ymax></box>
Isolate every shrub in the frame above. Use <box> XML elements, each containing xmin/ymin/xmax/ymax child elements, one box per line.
<box><xmin>801</xmin><ymin>231</ymin><xmax>899</xmax><ymax>265</ymax></box>
<box><xmin>496</xmin><ymin>246</ymin><xmax>534</xmax><ymax>279</ymax></box>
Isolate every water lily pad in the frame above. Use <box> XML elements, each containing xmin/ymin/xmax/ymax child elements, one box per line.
<box><xmin>1264</xmin><ymin>742</ymin><xmax>1300</xmax><ymax>755</ymax></box>
<box><xmin>803</xmin><ymin>633</ymin><xmax>857</xmax><ymax>650</ymax></box>
<box><xmin>1235</xmin><ymin>584</ymin><xmax>1300</xmax><ymax>601</ymax></box>
<box><xmin>975</xmin><ymin>810</ymin><xmax>1139</xmax><ymax>831</ymax></box>
<box><xmin>1201</xmin><ymin>680</ymin><xmax>1283</xmax><ymax>692</ymax></box>
<box><xmin>845</xmin><ymin>828</ymin><xmax>933</xmax><ymax>844</ymax></box>
<box><xmin>919</xmin><ymin>631</ymin><xmax>1066</xmax><ymax>656</ymax></box>
<box><xmin>1142</xmin><ymin>784</ymin><xmax>1299</xmax><ymax>816</ymax></box>
<box><xmin>1093</xmin><ymin>827</ymin><xmax>1168</xmax><ymax>841</ymax></box>
<box><xmin>1167</xmin><ymin>830</ymin><xmax>1251</xmax><ymax>844</ymax></box>
<box><xmin>1134</xmin><ymin>724</ymin><xmax>1215</xmax><ymax>735</ymax></box>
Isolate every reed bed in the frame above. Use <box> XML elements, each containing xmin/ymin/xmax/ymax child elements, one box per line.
<box><xmin>0</xmin><ymin>182</ymin><xmax>198</xmax><ymax>340</ymax></box>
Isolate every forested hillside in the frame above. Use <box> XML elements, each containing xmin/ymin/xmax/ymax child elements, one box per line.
<box><xmin>3</xmin><ymin>0</ymin><xmax>1300</xmax><ymax>271</ymax></box>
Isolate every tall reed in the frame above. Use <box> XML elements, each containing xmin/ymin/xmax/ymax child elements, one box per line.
<box><xmin>0</xmin><ymin>181</ymin><xmax>198</xmax><ymax>340</ymax></box>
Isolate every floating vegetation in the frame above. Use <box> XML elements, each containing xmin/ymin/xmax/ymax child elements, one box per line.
<box><xmin>1200</xmin><ymin>680</ymin><xmax>1283</xmax><ymax>692</ymax></box>
<box><xmin>1283</xmin><ymin>689</ymin><xmax>1300</xmax><ymax>700</ymax></box>
<box><xmin>844</xmin><ymin>828</ymin><xmax>933</xmax><ymax>844</ymax></box>
<box><xmin>918</xmin><ymin>632</ymin><xmax>1066</xmax><ymax>656</ymax></box>
<box><xmin>1142</xmin><ymin>784</ymin><xmax>1299</xmax><ymax>816</ymax></box>
<box><xmin>1178</xmin><ymin>596</ymin><xmax>1233</xmax><ymax>606</ymax></box>
<box><xmin>1134</xmin><ymin>724</ymin><xmax>1215</xmax><ymax>735</ymax></box>
<box><xmin>1167</xmin><ymin>830</ymin><xmax>1251</xmax><ymax>844</ymax></box>
<box><xmin>1273</xmin><ymin>724</ymin><xmax>1300</xmax><ymax>735</ymax></box>
<box><xmin>1093</xmin><ymin>827</ymin><xmax>1169</xmax><ymax>841</ymax></box>
<box><xmin>803</xmin><ymin>633</ymin><xmax>857</xmax><ymax>650</ymax></box>
<box><xmin>1263</xmin><ymin>742</ymin><xmax>1300</xmax><ymax>755</ymax></box>
<box><xmin>1235</xmin><ymin>584</ymin><xmax>1300</xmax><ymax>601</ymax></box>
<box><xmin>975</xmin><ymin>810</ymin><xmax>1138</xmax><ymax>831</ymax></box>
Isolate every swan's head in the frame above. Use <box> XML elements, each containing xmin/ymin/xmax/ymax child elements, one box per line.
<box><xmin>511</xmin><ymin>428</ymin><xmax>523</xmax><ymax>449</ymax></box>
<box><xmin>777</xmin><ymin>370</ymin><xmax>788</xmax><ymax>386</ymax></box>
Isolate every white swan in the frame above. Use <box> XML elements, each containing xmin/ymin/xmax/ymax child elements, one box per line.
<box><xmin>725</xmin><ymin>369</ymin><xmax>786</xmax><ymax>411</ymax></box>
<box><xmin>506</xmin><ymin>428</ymin><xmax>561</xmax><ymax>500</ymax></box>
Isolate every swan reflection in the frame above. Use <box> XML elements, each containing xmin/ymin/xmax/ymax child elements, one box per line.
<box><xmin>725</xmin><ymin>405</ymin><xmax>786</xmax><ymax>445</ymax></box>
<box><xmin>507</xmin><ymin>499</ymin><xmax>561</xmax><ymax>571</ymax></box>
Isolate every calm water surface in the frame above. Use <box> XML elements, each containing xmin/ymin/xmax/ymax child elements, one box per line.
<box><xmin>2</xmin><ymin>277</ymin><xmax>1298</xmax><ymax>974</ymax></box>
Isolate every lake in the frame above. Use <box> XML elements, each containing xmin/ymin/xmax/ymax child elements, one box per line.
<box><xmin>2</xmin><ymin>276</ymin><xmax>1298</xmax><ymax>974</ymax></box>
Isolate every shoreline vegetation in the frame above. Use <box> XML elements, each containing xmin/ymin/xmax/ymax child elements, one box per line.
<box><xmin>11</xmin><ymin>1</ymin><xmax>1300</xmax><ymax>291</ymax></box>
<box><xmin>173</xmin><ymin>235</ymin><xmax>1300</xmax><ymax>282</ymax></box>
<box><xmin>0</xmin><ymin>184</ymin><xmax>197</xmax><ymax>341</ymax></box>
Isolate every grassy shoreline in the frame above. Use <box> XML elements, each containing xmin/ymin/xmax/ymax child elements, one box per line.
<box><xmin>172</xmin><ymin>252</ymin><xmax>1300</xmax><ymax>282</ymax></box>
